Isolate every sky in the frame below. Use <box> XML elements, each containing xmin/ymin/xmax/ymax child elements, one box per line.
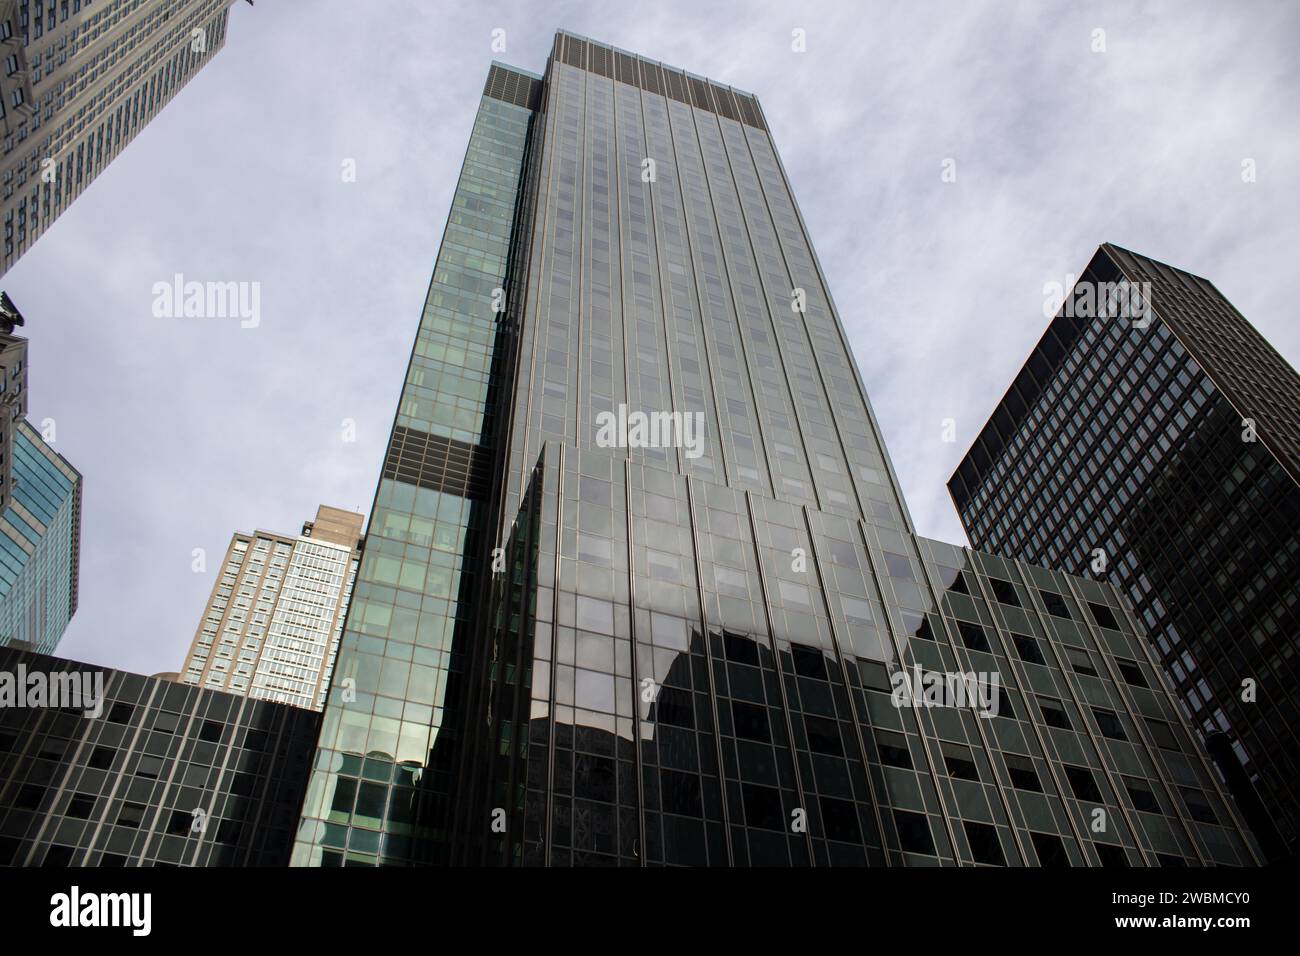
<box><xmin>8</xmin><ymin>0</ymin><xmax>1298</xmax><ymax>676</ymax></box>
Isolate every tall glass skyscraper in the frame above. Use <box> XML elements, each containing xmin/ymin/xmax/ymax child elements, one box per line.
<box><xmin>292</xmin><ymin>34</ymin><xmax>1259</xmax><ymax>867</ymax></box>
<box><xmin>0</xmin><ymin>418</ymin><xmax>80</xmax><ymax>654</ymax></box>
<box><xmin>950</xmin><ymin>244</ymin><xmax>1300</xmax><ymax>860</ymax></box>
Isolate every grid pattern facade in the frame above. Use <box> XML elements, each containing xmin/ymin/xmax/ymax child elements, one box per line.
<box><xmin>0</xmin><ymin>646</ymin><xmax>319</xmax><ymax>866</ymax></box>
<box><xmin>0</xmin><ymin>0</ymin><xmax>236</xmax><ymax>277</ymax></box>
<box><xmin>456</xmin><ymin>444</ymin><xmax>1255</xmax><ymax>866</ymax></box>
<box><xmin>0</xmin><ymin>418</ymin><xmax>79</xmax><ymax>654</ymax></box>
<box><xmin>292</xmin><ymin>74</ymin><xmax>541</xmax><ymax>866</ymax></box>
<box><xmin>949</xmin><ymin>244</ymin><xmax>1300</xmax><ymax>859</ymax></box>
<box><xmin>180</xmin><ymin>512</ymin><xmax>361</xmax><ymax>712</ymax></box>
<box><xmin>500</xmin><ymin>32</ymin><xmax>910</xmax><ymax>531</ymax></box>
<box><xmin>293</xmin><ymin>37</ymin><xmax>1257</xmax><ymax>867</ymax></box>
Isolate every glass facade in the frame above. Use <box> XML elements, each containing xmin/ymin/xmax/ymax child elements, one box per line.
<box><xmin>950</xmin><ymin>244</ymin><xmax>1300</xmax><ymax>861</ymax></box>
<box><xmin>0</xmin><ymin>645</ymin><xmax>319</xmax><ymax>866</ymax></box>
<box><xmin>294</xmin><ymin>36</ymin><xmax>1258</xmax><ymax>867</ymax></box>
<box><xmin>292</xmin><ymin>65</ymin><xmax>540</xmax><ymax>866</ymax></box>
<box><xmin>0</xmin><ymin>419</ymin><xmax>80</xmax><ymax>655</ymax></box>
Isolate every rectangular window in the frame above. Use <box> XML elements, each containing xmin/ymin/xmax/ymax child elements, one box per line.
<box><xmin>1181</xmin><ymin>788</ymin><xmax>1218</xmax><ymax>824</ymax></box>
<box><xmin>990</xmin><ymin>578</ymin><xmax>1020</xmax><ymax>606</ymax></box>
<box><xmin>1145</xmin><ymin>719</ymin><xmax>1179</xmax><ymax>750</ymax></box>
<box><xmin>893</xmin><ymin>809</ymin><xmax>935</xmax><ymax>855</ymax></box>
<box><xmin>117</xmin><ymin>803</ymin><xmax>146</xmax><ymax>828</ymax></box>
<box><xmin>1065</xmin><ymin>645</ymin><xmax>1097</xmax><ymax>677</ymax></box>
<box><xmin>1038</xmin><ymin>589</ymin><xmax>1071</xmax><ymax>618</ymax></box>
<box><xmin>1005</xmin><ymin>753</ymin><xmax>1041</xmax><ymax>791</ymax></box>
<box><xmin>1088</xmin><ymin>601</ymin><xmax>1120</xmax><ymax>630</ymax></box>
<box><xmin>1038</xmin><ymin>697</ymin><xmax>1072</xmax><ymax>730</ymax></box>
<box><xmin>875</xmin><ymin>730</ymin><xmax>912</xmax><ymax>769</ymax></box>
<box><xmin>1031</xmin><ymin>831</ymin><xmax>1069</xmax><ymax>866</ymax></box>
<box><xmin>1116</xmin><ymin>660</ymin><xmax>1148</xmax><ymax>688</ymax></box>
<box><xmin>1092</xmin><ymin>708</ymin><xmax>1127</xmax><ymax>741</ymax></box>
<box><xmin>942</xmin><ymin>742</ymin><xmax>979</xmax><ymax>781</ymax></box>
<box><xmin>1064</xmin><ymin>765</ymin><xmax>1103</xmax><ymax>802</ymax></box>
<box><xmin>1013</xmin><ymin>633</ymin><xmax>1045</xmax><ymax>665</ymax></box>
<box><xmin>964</xmin><ymin>820</ymin><xmax>1004</xmax><ymax>865</ymax></box>
<box><xmin>1125</xmin><ymin>778</ymin><xmax>1161</xmax><ymax>813</ymax></box>
<box><xmin>957</xmin><ymin>621</ymin><xmax>991</xmax><ymax>653</ymax></box>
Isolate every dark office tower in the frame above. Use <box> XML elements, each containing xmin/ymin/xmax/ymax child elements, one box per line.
<box><xmin>950</xmin><ymin>244</ymin><xmax>1300</xmax><ymax>861</ymax></box>
<box><xmin>0</xmin><ymin>646</ymin><xmax>319</xmax><ymax>866</ymax></box>
<box><xmin>293</xmin><ymin>36</ymin><xmax>1258</xmax><ymax>867</ymax></box>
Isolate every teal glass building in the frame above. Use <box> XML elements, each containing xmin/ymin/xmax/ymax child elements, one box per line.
<box><xmin>0</xmin><ymin>419</ymin><xmax>81</xmax><ymax>654</ymax></box>
<box><xmin>292</xmin><ymin>34</ymin><xmax>1260</xmax><ymax>867</ymax></box>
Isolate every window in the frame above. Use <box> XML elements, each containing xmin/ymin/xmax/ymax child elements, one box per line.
<box><xmin>1005</xmin><ymin>753</ymin><xmax>1041</xmax><ymax>791</ymax></box>
<box><xmin>723</xmin><ymin>631</ymin><xmax>760</xmax><ymax>666</ymax></box>
<box><xmin>939</xmin><ymin>567</ymin><xmax>970</xmax><ymax>595</ymax></box>
<box><xmin>106</xmin><ymin>702</ymin><xmax>133</xmax><ymax>724</ymax></box>
<box><xmin>1088</xmin><ymin>601</ymin><xmax>1120</xmax><ymax>630</ymax></box>
<box><xmin>859</xmin><ymin>660</ymin><xmax>892</xmax><ymax>692</ymax></box>
<box><xmin>87</xmin><ymin>745</ymin><xmax>114</xmax><ymax>770</ymax></box>
<box><xmin>1094</xmin><ymin>842</ymin><xmax>1130</xmax><ymax>867</ymax></box>
<box><xmin>990</xmin><ymin>578</ymin><xmax>1020</xmax><ymax>606</ymax></box>
<box><xmin>1092</xmin><ymin>708</ymin><xmax>1127</xmax><ymax>741</ymax></box>
<box><xmin>964</xmin><ymin>821</ymin><xmax>1004</xmax><ymax>865</ymax></box>
<box><xmin>1013</xmin><ymin>633</ymin><xmax>1045</xmax><ymax>665</ymax></box>
<box><xmin>943</xmin><ymin>742</ymin><xmax>979</xmax><ymax>781</ymax></box>
<box><xmin>198</xmin><ymin>720</ymin><xmax>223</xmax><ymax>743</ymax></box>
<box><xmin>790</xmin><ymin>643</ymin><xmax>826</xmax><ymax>679</ymax></box>
<box><xmin>167</xmin><ymin>809</ymin><xmax>192</xmax><ymax>836</ymax></box>
<box><xmin>575</xmin><ymin>595</ymin><xmax>613</xmax><ymax>634</ymax></box>
<box><xmin>957</xmin><ymin>621</ymin><xmax>990</xmax><ymax>653</ymax></box>
<box><xmin>135</xmin><ymin>755</ymin><xmax>163</xmax><ymax>779</ymax></box>
<box><xmin>742</xmin><ymin>784</ymin><xmax>784</xmax><ymax>831</ymax></box>
<box><xmin>1181</xmin><ymin>788</ymin><xmax>1218</xmax><ymax>824</ymax></box>
<box><xmin>876</xmin><ymin>730</ymin><xmax>912</xmax><ymax>769</ymax></box>
<box><xmin>117</xmin><ymin>803</ymin><xmax>146</xmax><ymax>828</ymax></box>
<box><xmin>1125</xmin><ymin>779</ymin><xmax>1160</xmax><ymax>813</ymax></box>
<box><xmin>1145</xmin><ymin>719</ymin><xmax>1179</xmax><ymax>750</ymax></box>
<box><xmin>893</xmin><ymin>810</ymin><xmax>935</xmax><ymax>855</ymax></box>
<box><xmin>1064</xmin><ymin>765</ymin><xmax>1103</xmax><ymax>802</ymax></box>
<box><xmin>1065</xmin><ymin>645</ymin><xmax>1097</xmax><ymax>677</ymax></box>
<box><xmin>654</xmin><ymin>687</ymin><xmax>694</xmax><ymax>729</ymax></box>
<box><xmin>1038</xmin><ymin>589</ymin><xmax>1071</xmax><ymax>618</ymax></box>
<box><xmin>820</xmin><ymin>796</ymin><xmax>861</xmax><ymax>843</ymax></box>
<box><xmin>731</xmin><ymin>700</ymin><xmax>770</xmax><ymax>743</ymax></box>
<box><xmin>66</xmin><ymin>794</ymin><xmax>96</xmax><ymax>819</ymax></box>
<box><xmin>1116</xmin><ymin>660</ymin><xmax>1148</xmax><ymax>688</ymax></box>
<box><xmin>1038</xmin><ymin>697</ymin><xmax>1071</xmax><ymax>730</ymax></box>
<box><xmin>901</xmin><ymin>612</ymin><xmax>935</xmax><ymax>640</ymax></box>
<box><xmin>804</xmin><ymin>715</ymin><xmax>842</xmax><ymax>756</ymax></box>
<box><xmin>882</xmin><ymin>551</ymin><xmax>912</xmax><ymax>579</ymax></box>
<box><xmin>1030</xmin><ymin>831</ymin><xmax>1069</xmax><ymax>866</ymax></box>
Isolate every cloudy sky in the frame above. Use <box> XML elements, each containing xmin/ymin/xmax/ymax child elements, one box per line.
<box><xmin>9</xmin><ymin>0</ymin><xmax>1298</xmax><ymax>676</ymax></box>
